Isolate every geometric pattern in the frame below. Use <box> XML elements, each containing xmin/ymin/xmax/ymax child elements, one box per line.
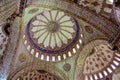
<box><xmin>78</xmin><ymin>0</ymin><xmax>103</xmax><ymax>13</ymax></box>
<box><xmin>23</xmin><ymin>10</ymin><xmax>83</xmax><ymax>62</ymax></box>
<box><xmin>31</xmin><ymin>10</ymin><xmax>75</xmax><ymax>49</ymax></box>
<box><xmin>16</xmin><ymin>70</ymin><xmax>61</xmax><ymax>80</ymax></box>
<box><xmin>0</xmin><ymin>26</ymin><xmax>8</xmax><ymax>56</ymax></box>
<box><xmin>82</xmin><ymin>41</ymin><xmax>120</xmax><ymax>80</ymax></box>
<box><xmin>0</xmin><ymin>25</ymin><xmax>8</xmax><ymax>67</ymax></box>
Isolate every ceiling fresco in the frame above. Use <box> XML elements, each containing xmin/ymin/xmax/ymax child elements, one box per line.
<box><xmin>0</xmin><ymin>0</ymin><xmax>120</xmax><ymax>80</ymax></box>
<box><xmin>76</xmin><ymin>40</ymin><xmax>120</xmax><ymax>80</ymax></box>
<box><xmin>23</xmin><ymin>9</ymin><xmax>83</xmax><ymax>62</ymax></box>
<box><xmin>16</xmin><ymin>70</ymin><xmax>62</xmax><ymax>80</ymax></box>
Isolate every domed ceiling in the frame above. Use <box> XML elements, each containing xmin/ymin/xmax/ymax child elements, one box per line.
<box><xmin>1</xmin><ymin>0</ymin><xmax>120</xmax><ymax>80</ymax></box>
<box><xmin>76</xmin><ymin>40</ymin><xmax>120</xmax><ymax>80</ymax></box>
<box><xmin>23</xmin><ymin>10</ymin><xmax>83</xmax><ymax>61</ymax></box>
<box><xmin>16</xmin><ymin>70</ymin><xmax>62</xmax><ymax>80</ymax></box>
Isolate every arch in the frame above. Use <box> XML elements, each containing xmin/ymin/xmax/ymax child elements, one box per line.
<box><xmin>7</xmin><ymin>63</ymin><xmax>66</xmax><ymax>80</ymax></box>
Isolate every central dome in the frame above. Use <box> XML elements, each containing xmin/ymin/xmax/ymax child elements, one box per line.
<box><xmin>23</xmin><ymin>10</ymin><xmax>83</xmax><ymax>61</ymax></box>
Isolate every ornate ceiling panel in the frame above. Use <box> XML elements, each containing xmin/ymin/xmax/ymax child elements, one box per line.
<box><xmin>23</xmin><ymin>10</ymin><xmax>83</xmax><ymax>62</ymax></box>
<box><xmin>78</xmin><ymin>0</ymin><xmax>104</xmax><ymax>13</ymax></box>
<box><xmin>0</xmin><ymin>17</ymin><xmax>21</xmax><ymax>79</ymax></box>
<box><xmin>76</xmin><ymin>40</ymin><xmax>120</xmax><ymax>80</ymax></box>
<box><xmin>77</xmin><ymin>0</ymin><xmax>114</xmax><ymax>18</ymax></box>
<box><xmin>0</xmin><ymin>0</ymin><xmax>17</xmax><ymax>23</ymax></box>
<box><xmin>7</xmin><ymin>63</ymin><xmax>66</xmax><ymax>80</ymax></box>
<box><xmin>0</xmin><ymin>24</ymin><xmax>8</xmax><ymax>66</ymax></box>
<box><xmin>16</xmin><ymin>70</ymin><xmax>62</xmax><ymax>80</ymax></box>
<box><xmin>2</xmin><ymin>0</ymin><xmax>120</xmax><ymax>80</ymax></box>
